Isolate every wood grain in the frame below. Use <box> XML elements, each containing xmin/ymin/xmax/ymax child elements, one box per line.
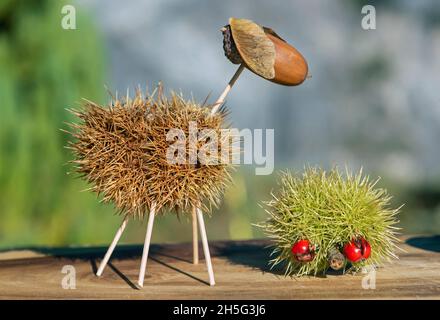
<box><xmin>0</xmin><ymin>235</ymin><xmax>439</xmax><ymax>299</ymax></box>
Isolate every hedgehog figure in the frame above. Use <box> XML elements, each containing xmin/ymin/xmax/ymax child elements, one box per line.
<box><xmin>259</xmin><ymin>167</ymin><xmax>401</xmax><ymax>277</ymax></box>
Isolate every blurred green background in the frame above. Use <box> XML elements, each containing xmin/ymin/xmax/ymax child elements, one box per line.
<box><xmin>1</xmin><ymin>0</ymin><xmax>440</xmax><ymax>248</ymax></box>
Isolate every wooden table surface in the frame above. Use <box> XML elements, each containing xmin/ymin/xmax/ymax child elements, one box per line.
<box><xmin>0</xmin><ymin>235</ymin><xmax>439</xmax><ymax>299</ymax></box>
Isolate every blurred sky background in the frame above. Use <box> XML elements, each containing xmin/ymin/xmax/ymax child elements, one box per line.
<box><xmin>1</xmin><ymin>0</ymin><xmax>440</xmax><ymax>248</ymax></box>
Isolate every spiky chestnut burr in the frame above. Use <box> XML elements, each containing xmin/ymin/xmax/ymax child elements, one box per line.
<box><xmin>258</xmin><ymin>167</ymin><xmax>401</xmax><ymax>277</ymax></box>
<box><xmin>67</xmin><ymin>86</ymin><xmax>236</xmax><ymax>218</ymax></box>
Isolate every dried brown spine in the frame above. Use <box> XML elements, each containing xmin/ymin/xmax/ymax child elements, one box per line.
<box><xmin>67</xmin><ymin>86</ymin><xmax>236</xmax><ymax>219</ymax></box>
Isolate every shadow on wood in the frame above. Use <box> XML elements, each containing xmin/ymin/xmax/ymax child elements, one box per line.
<box><xmin>0</xmin><ymin>244</ymin><xmax>201</xmax><ymax>289</ymax></box>
<box><xmin>149</xmin><ymin>257</ymin><xmax>209</xmax><ymax>286</ymax></box>
<box><xmin>0</xmin><ymin>244</ymin><xmax>194</xmax><ymax>262</ymax></box>
<box><xmin>214</xmin><ymin>241</ymin><xmax>285</xmax><ymax>275</ymax></box>
<box><xmin>405</xmin><ymin>235</ymin><xmax>440</xmax><ymax>253</ymax></box>
<box><xmin>107</xmin><ymin>262</ymin><xmax>139</xmax><ymax>290</ymax></box>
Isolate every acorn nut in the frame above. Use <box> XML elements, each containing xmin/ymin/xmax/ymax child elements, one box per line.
<box><xmin>327</xmin><ymin>247</ymin><xmax>346</xmax><ymax>271</ymax></box>
<box><xmin>222</xmin><ymin>17</ymin><xmax>308</xmax><ymax>86</ymax></box>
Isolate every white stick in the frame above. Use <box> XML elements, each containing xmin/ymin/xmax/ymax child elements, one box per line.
<box><xmin>192</xmin><ymin>206</ymin><xmax>199</xmax><ymax>265</ymax></box>
<box><xmin>196</xmin><ymin>207</ymin><xmax>215</xmax><ymax>286</ymax></box>
<box><xmin>96</xmin><ymin>218</ymin><xmax>128</xmax><ymax>277</ymax></box>
<box><xmin>210</xmin><ymin>64</ymin><xmax>245</xmax><ymax>115</ymax></box>
<box><xmin>190</xmin><ymin>64</ymin><xmax>246</xmax><ymax>269</ymax></box>
<box><xmin>138</xmin><ymin>202</ymin><xmax>157</xmax><ymax>288</ymax></box>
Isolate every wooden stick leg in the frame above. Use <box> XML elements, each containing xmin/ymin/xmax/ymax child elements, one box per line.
<box><xmin>188</xmin><ymin>65</ymin><xmax>246</xmax><ymax>274</ymax></box>
<box><xmin>96</xmin><ymin>218</ymin><xmax>128</xmax><ymax>277</ymax></box>
<box><xmin>138</xmin><ymin>202</ymin><xmax>156</xmax><ymax>288</ymax></box>
<box><xmin>192</xmin><ymin>206</ymin><xmax>199</xmax><ymax>264</ymax></box>
<box><xmin>210</xmin><ymin>64</ymin><xmax>245</xmax><ymax>115</ymax></box>
<box><xmin>196</xmin><ymin>207</ymin><xmax>215</xmax><ymax>286</ymax></box>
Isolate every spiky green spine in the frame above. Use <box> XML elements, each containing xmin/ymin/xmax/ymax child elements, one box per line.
<box><xmin>259</xmin><ymin>167</ymin><xmax>401</xmax><ymax>276</ymax></box>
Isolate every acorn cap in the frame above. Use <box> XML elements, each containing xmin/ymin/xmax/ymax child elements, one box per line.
<box><xmin>228</xmin><ymin>17</ymin><xmax>276</xmax><ymax>79</ymax></box>
<box><xmin>223</xmin><ymin>17</ymin><xmax>308</xmax><ymax>86</ymax></box>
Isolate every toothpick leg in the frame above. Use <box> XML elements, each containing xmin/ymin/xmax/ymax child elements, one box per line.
<box><xmin>192</xmin><ymin>206</ymin><xmax>199</xmax><ymax>264</ymax></box>
<box><xmin>138</xmin><ymin>202</ymin><xmax>157</xmax><ymax>288</ymax></box>
<box><xmin>196</xmin><ymin>207</ymin><xmax>215</xmax><ymax>286</ymax></box>
<box><xmin>96</xmin><ymin>218</ymin><xmax>128</xmax><ymax>276</ymax></box>
<box><xmin>190</xmin><ymin>64</ymin><xmax>245</xmax><ymax>268</ymax></box>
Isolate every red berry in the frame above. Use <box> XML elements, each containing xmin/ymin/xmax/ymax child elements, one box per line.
<box><xmin>291</xmin><ymin>239</ymin><xmax>315</xmax><ymax>262</ymax></box>
<box><xmin>343</xmin><ymin>237</ymin><xmax>371</xmax><ymax>262</ymax></box>
<box><xmin>361</xmin><ymin>238</ymin><xmax>371</xmax><ymax>259</ymax></box>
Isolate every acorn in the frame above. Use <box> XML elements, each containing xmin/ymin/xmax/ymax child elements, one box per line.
<box><xmin>327</xmin><ymin>247</ymin><xmax>346</xmax><ymax>271</ymax></box>
<box><xmin>222</xmin><ymin>17</ymin><xmax>308</xmax><ymax>86</ymax></box>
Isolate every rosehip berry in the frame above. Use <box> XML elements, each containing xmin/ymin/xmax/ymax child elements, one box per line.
<box><xmin>343</xmin><ymin>237</ymin><xmax>371</xmax><ymax>262</ymax></box>
<box><xmin>291</xmin><ymin>239</ymin><xmax>315</xmax><ymax>262</ymax></box>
